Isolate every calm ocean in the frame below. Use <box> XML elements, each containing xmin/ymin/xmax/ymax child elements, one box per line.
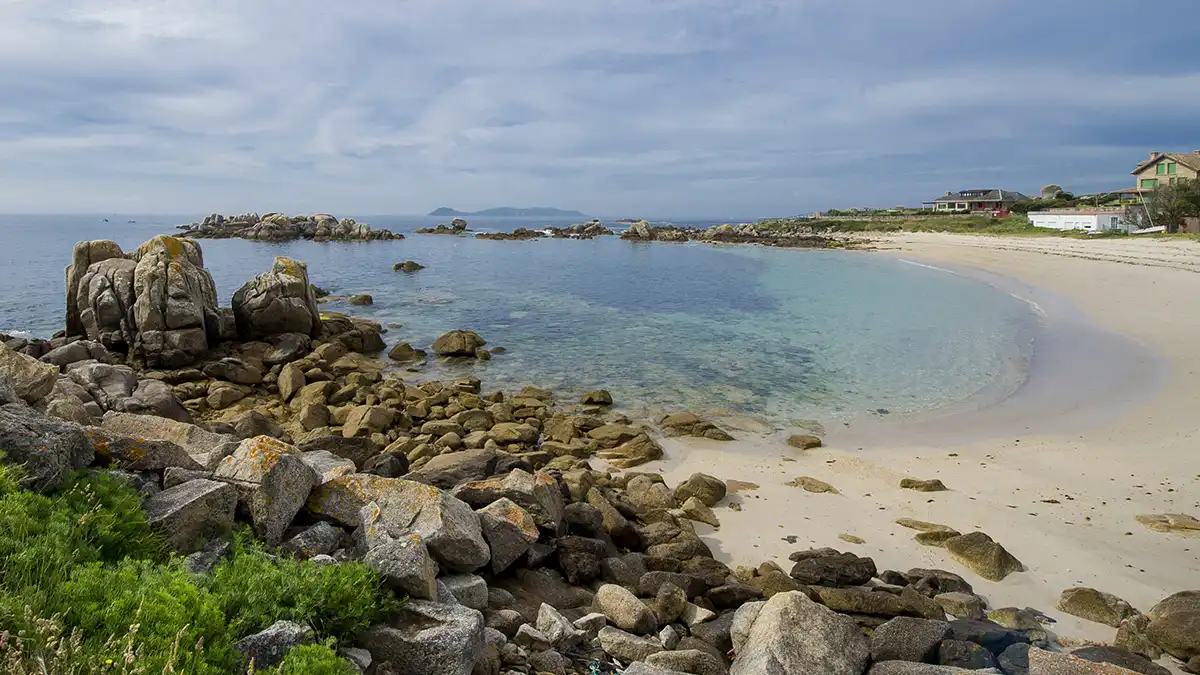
<box><xmin>0</xmin><ymin>214</ymin><xmax>1036</xmax><ymax>428</ymax></box>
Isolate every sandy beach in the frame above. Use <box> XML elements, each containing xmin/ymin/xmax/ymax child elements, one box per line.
<box><xmin>659</xmin><ymin>233</ymin><xmax>1200</xmax><ymax>649</ymax></box>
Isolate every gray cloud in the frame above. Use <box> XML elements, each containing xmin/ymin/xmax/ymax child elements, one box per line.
<box><xmin>0</xmin><ymin>0</ymin><xmax>1197</xmax><ymax>215</ymax></box>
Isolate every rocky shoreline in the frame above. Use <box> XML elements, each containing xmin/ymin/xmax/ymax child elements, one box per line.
<box><xmin>0</xmin><ymin>234</ymin><xmax>1195</xmax><ymax>674</ymax></box>
<box><xmin>177</xmin><ymin>212</ymin><xmax>404</xmax><ymax>242</ymax></box>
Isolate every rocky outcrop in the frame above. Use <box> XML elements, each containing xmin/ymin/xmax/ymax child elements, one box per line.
<box><xmin>178</xmin><ymin>213</ymin><xmax>403</xmax><ymax>242</ymax></box>
<box><xmin>232</xmin><ymin>257</ymin><xmax>322</xmax><ymax>340</ymax></box>
<box><xmin>64</xmin><ymin>236</ymin><xmax>225</xmax><ymax>367</ymax></box>
<box><xmin>129</xmin><ymin>236</ymin><xmax>222</xmax><ymax>368</ymax></box>
<box><xmin>416</xmin><ymin>219</ymin><xmax>470</xmax><ymax>235</ymax></box>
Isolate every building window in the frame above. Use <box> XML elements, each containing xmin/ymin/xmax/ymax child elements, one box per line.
<box><xmin>1167</xmin><ymin>162</ymin><xmax>1177</xmax><ymax>175</ymax></box>
<box><xmin>1157</xmin><ymin>163</ymin><xmax>1167</xmax><ymax>175</ymax></box>
<box><xmin>1141</xmin><ymin>178</ymin><xmax>1159</xmax><ymax>188</ymax></box>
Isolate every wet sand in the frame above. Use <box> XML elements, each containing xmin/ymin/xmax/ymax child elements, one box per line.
<box><xmin>653</xmin><ymin>233</ymin><xmax>1200</xmax><ymax>648</ymax></box>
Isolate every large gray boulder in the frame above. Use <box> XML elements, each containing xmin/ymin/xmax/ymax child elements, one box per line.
<box><xmin>232</xmin><ymin>257</ymin><xmax>321</xmax><ymax>340</ymax></box>
<box><xmin>0</xmin><ymin>401</ymin><xmax>94</xmax><ymax>492</ymax></box>
<box><xmin>594</xmin><ymin>584</ymin><xmax>658</xmax><ymax>635</ymax></box>
<box><xmin>73</xmin><ymin>255</ymin><xmax>138</xmax><ymax>354</ymax></box>
<box><xmin>310</xmin><ymin>474</ymin><xmax>490</xmax><ymax>571</ymax></box>
<box><xmin>359</xmin><ymin>601</ymin><xmax>484</xmax><ymax>675</ymax></box>
<box><xmin>102</xmin><ymin>412</ymin><xmax>237</xmax><ymax>469</ymax></box>
<box><xmin>129</xmin><ymin>235</ymin><xmax>219</xmax><ymax>368</ymax></box>
<box><xmin>66</xmin><ymin>362</ymin><xmax>191</xmax><ymax>422</ymax></box>
<box><xmin>39</xmin><ymin>339</ymin><xmax>115</xmax><ymax>368</ymax></box>
<box><xmin>730</xmin><ymin>590</ymin><xmax>869</xmax><ymax>675</ymax></box>
<box><xmin>65</xmin><ymin>239</ymin><xmax>127</xmax><ymax>339</ymax></box>
<box><xmin>143</xmin><ymin>479</ymin><xmax>237</xmax><ymax>553</ymax></box>
<box><xmin>477</xmin><ymin>497</ymin><xmax>540</xmax><ymax>573</ymax></box>
<box><xmin>870</xmin><ymin>616</ymin><xmax>952</xmax><ymax>663</ymax></box>
<box><xmin>364</xmin><ymin>535</ymin><xmax>439</xmax><ymax>600</ymax></box>
<box><xmin>0</xmin><ymin>342</ymin><xmax>58</xmax><ymax>403</ymax></box>
<box><xmin>213</xmin><ymin>436</ymin><xmax>319</xmax><ymax>545</ymax></box>
<box><xmin>85</xmin><ymin>426</ymin><xmax>202</xmax><ymax>471</ymax></box>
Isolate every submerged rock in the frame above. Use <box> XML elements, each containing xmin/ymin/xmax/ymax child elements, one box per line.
<box><xmin>433</xmin><ymin>330</ymin><xmax>487</xmax><ymax>357</ymax></box>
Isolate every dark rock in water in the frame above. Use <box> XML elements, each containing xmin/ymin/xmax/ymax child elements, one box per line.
<box><xmin>939</xmin><ymin>639</ymin><xmax>998</xmax><ymax>670</ymax></box>
<box><xmin>433</xmin><ymin>330</ymin><xmax>487</xmax><ymax>357</ymax></box>
<box><xmin>394</xmin><ymin>260</ymin><xmax>425</xmax><ymax>272</ymax></box>
<box><xmin>788</xmin><ymin>548</ymin><xmax>877</xmax><ymax>587</ymax></box>
<box><xmin>348</xmin><ymin>294</ymin><xmax>373</xmax><ymax>306</ymax></box>
<box><xmin>1071</xmin><ymin>646</ymin><xmax>1171</xmax><ymax>675</ymax></box>
<box><xmin>234</xmin><ymin>620</ymin><xmax>313</xmax><ymax>670</ymax></box>
<box><xmin>870</xmin><ymin>616</ymin><xmax>952</xmax><ymax>663</ymax></box>
<box><xmin>0</xmin><ymin>400</ymin><xmax>94</xmax><ymax>492</ymax></box>
<box><xmin>580</xmin><ymin>389</ymin><xmax>613</xmax><ymax>406</ymax></box>
<box><xmin>388</xmin><ymin>342</ymin><xmax>426</xmax><ymax>363</ymax></box>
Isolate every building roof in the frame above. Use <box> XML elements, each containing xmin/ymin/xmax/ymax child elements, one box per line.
<box><xmin>923</xmin><ymin>189</ymin><xmax>1030</xmax><ymax>204</ymax></box>
<box><xmin>1131</xmin><ymin>152</ymin><xmax>1200</xmax><ymax>175</ymax></box>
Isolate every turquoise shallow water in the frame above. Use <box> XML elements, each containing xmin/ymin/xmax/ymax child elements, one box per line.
<box><xmin>0</xmin><ymin>214</ymin><xmax>1036</xmax><ymax>427</ymax></box>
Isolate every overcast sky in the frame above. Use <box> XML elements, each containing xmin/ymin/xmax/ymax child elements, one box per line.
<box><xmin>1</xmin><ymin>1</ymin><xmax>1198</xmax><ymax>217</ymax></box>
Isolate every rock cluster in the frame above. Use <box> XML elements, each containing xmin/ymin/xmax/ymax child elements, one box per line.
<box><xmin>177</xmin><ymin>213</ymin><xmax>404</xmax><ymax>242</ymax></box>
<box><xmin>61</xmin><ymin>236</ymin><xmax>340</xmax><ymax>370</ymax></box>
<box><xmin>476</xmin><ymin>221</ymin><xmax>614</xmax><ymax>240</ymax></box>
<box><xmin>619</xmin><ymin>220</ymin><xmax>844</xmax><ymax>249</ymax></box>
<box><xmin>417</xmin><ymin>218</ymin><xmax>471</xmax><ymax>235</ymax></box>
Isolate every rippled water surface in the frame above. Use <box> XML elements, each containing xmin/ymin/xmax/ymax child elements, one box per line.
<box><xmin>0</xmin><ymin>214</ymin><xmax>1035</xmax><ymax>427</ymax></box>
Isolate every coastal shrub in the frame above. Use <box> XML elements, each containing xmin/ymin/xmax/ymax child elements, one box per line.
<box><xmin>207</xmin><ymin>531</ymin><xmax>396</xmax><ymax>642</ymax></box>
<box><xmin>56</xmin><ymin>559</ymin><xmax>236</xmax><ymax>673</ymax></box>
<box><xmin>267</xmin><ymin>643</ymin><xmax>359</xmax><ymax>675</ymax></box>
<box><xmin>0</xmin><ymin>466</ymin><xmax>165</xmax><ymax>619</ymax></box>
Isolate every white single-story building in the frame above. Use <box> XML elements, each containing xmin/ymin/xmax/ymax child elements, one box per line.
<box><xmin>1028</xmin><ymin>210</ymin><xmax>1131</xmax><ymax>233</ymax></box>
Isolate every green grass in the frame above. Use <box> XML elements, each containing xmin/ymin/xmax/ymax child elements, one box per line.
<box><xmin>758</xmin><ymin>215</ymin><xmax>1152</xmax><ymax>239</ymax></box>
<box><xmin>0</xmin><ymin>460</ymin><xmax>397</xmax><ymax>674</ymax></box>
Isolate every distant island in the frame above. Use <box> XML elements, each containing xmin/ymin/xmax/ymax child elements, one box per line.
<box><xmin>428</xmin><ymin>206</ymin><xmax>588</xmax><ymax>218</ymax></box>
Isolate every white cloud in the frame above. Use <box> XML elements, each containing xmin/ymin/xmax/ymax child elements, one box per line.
<box><xmin>0</xmin><ymin>0</ymin><xmax>1196</xmax><ymax>214</ymax></box>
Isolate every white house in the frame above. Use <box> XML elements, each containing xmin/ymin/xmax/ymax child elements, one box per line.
<box><xmin>1028</xmin><ymin>210</ymin><xmax>1131</xmax><ymax>233</ymax></box>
